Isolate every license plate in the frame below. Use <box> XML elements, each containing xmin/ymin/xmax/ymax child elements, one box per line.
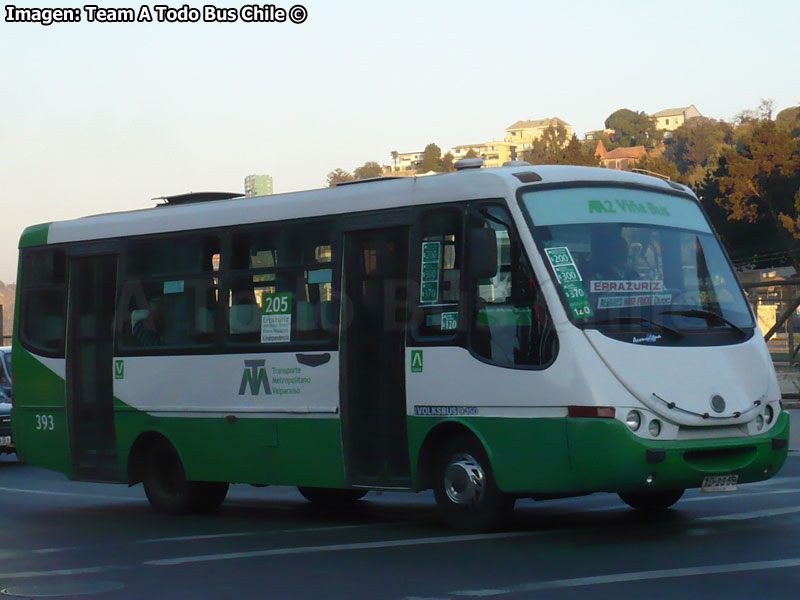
<box><xmin>701</xmin><ymin>474</ymin><xmax>738</xmax><ymax>493</ymax></box>
<box><xmin>0</xmin><ymin>435</ymin><xmax>11</xmax><ymax>447</ymax></box>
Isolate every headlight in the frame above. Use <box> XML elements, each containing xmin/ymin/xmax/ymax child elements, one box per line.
<box><xmin>648</xmin><ymin>419</ymin><xmax>662</xmax><ymax>437</ymax></box>
<box><xmin>765</xmin><ymin>404</ymin><xmax>774</xmax><ymax>425</ymax></box>
<box><xmin>756</xmin><ymin>415</ymin><xmax>764</xmax><ymax>431</ymax></box>
<box><xmin>626</xmin><ymin>410</ymin><xmax>641</xmax><ymax>431</ymax></box>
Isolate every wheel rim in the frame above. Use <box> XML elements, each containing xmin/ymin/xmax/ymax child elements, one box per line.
<box><xmin>443</xmin><ymin>453</ymin><xmax>485</xmax><ymax>506</ymax></box>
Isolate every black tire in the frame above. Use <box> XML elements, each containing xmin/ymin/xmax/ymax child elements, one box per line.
<box><xmin>142</xmin><ymin>440</ymin><xmax>228</xmax><ymax>514</ymax></box>
<box><xmin>297</xmin><ymin>487</ymin><xmax>367</xmax><ymax>507</ymax></box>
<box><xmin>433</xmin><ymin>435</ymin><xmax>515</xmax><ymax>532</ymax></box>
<box><xmin>190</xmin><ymin>481</ymin><xmax>230</xmax><ymax>513</ymax></box>
<box><xmin>618</xmin><ymin>489</ymin><xmax>684</xmax><ymax>512</ymax></box>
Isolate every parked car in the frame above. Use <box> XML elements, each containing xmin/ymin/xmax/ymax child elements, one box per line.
<box><xmin>0</xmin><ymin>346</ymin><xmax>14</xmax><ymax>454</ymax></box>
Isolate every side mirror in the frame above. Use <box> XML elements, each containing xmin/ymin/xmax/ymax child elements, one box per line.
<box><xmin>470</xmin><ymin>227</ymin><xmax>497</xmax><ymax>280</ymax></box>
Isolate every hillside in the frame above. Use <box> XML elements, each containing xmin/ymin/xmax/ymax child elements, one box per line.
<box><xmin>0</xmin><ymin>281</ymin><xmax>16</xmax><ymax>342</ymax></box>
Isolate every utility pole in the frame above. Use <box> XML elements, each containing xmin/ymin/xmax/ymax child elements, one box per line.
<box><xmin>0</xmin><ymin>304</ymin><xmax>4</xmax><ymax>343</ymax></box>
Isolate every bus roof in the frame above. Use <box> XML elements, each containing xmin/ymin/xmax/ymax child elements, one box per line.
<box><xmin>27</xmin><ymin>165</ymin><xmax>693</xmax><ymax>246</ymax></box>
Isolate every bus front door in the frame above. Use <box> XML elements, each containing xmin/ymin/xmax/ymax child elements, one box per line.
<box><xmin>66</xmin><ymin>254</ymin><xmax>119</xmax><ymax>481</ymax></box>
<box><xmin>341</xmin><ymin>227</ymin><xmax>411</xmax><ymax>487</ymax></box>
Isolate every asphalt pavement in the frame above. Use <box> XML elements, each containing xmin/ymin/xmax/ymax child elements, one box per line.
<box><xmin>0</xmin><ymin>411</ymin><xmax>798</xmax><ymax>599</ymax></box>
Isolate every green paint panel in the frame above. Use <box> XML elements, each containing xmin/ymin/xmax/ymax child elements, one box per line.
<box><xmin>11</xmin><ymin>349</ymin><xmax>72</xmax><ymax>476</ymax></box>
<box><xmin>112</xmin><ymin>410</ymin><xmax>347</xmax><ymax>487</ymax></box>
<box><xmin>12</xmin><ymin>406</ymin><xmax>72</xmax><ymax>478</ymax></box>
<box><xmin>18</xmin><ymin>223</ymin><xmax>51</xmax><ymax>248</ymax></box>
<box><xmin>565</xmin><ymin>413</ymin><xmax>790</xmax><ymax>493</ymax></box>
<box><xmin>407</xmin><ymin>416</ymin><xmax>572</xmax><ymax>492</ymax></box>
<box><xmin>407</xmin><ymin>413</ymin><xmax>790</xmax><ymax>494</ymax></box>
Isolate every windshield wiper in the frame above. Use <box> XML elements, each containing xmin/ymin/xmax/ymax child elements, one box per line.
<box><xmin>659</xmin><ymin>308</ymin><xmax>747</xmax><ymax>338</ymax></box>
<box><xmin>580</xmin><ymin>316</ymin><xmax>683</xmax><ymax>338</ymax></box>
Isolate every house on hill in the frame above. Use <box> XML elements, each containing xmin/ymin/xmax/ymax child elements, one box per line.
<box><xmin>504</xmin><ymin>117</ymin><xmax>573</xmax><ymax>149</ymax></box>
<box><xmin>594</xmin><ymin>139</ymin><xmax>608</xmax><ymax>160</ymax></box>
<box><xmin>652</xmin><ymin>105</ymin><xmax>702</xmax><ymax>131</ymax></box>
<box><xmin>599</xmin><ymin>145</ymin><xmax>647</xmax><ymax>170</ymax></box>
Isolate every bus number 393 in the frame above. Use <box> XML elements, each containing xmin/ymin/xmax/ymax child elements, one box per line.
<box><xmin>35</xmin><ymin>414</ymin><xmax>55</xmax><ymax>431</ymax></box>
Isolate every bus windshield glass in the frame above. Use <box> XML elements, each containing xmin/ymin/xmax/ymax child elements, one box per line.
<box><xmin>521</xmin><ymin>186</ymin><xmax>754</xmax><ymax>340</ymax></box>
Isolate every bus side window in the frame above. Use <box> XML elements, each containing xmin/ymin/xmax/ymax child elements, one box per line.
<box><xmin>414</xmin><ymin>208</ymin><xmax>463</xmax><ymax>339</ymax></box>
<box><xmin>468</xmin><ymin>204</ymin><xmax>556</xmax><ymax>368</ymax></box>
<box><xmin>226</xmin><ymin>221</ymin><xmax>336</xmax><ymax>347</ymax></box>
<box><xmin>20</xmin><ymin>249</ymin><xmax>67</xmax><ymax>356</ymax></box>
<box><xmin>119</xmin><ymin>234</ymin><xmax>220</xmax><ymax>350</ymax></box>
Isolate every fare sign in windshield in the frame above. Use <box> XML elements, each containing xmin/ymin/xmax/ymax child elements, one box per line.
<box><xmin>544</xmin><ymin>247</ymin><xmax>593</xmax><ymax>319</ymax></box>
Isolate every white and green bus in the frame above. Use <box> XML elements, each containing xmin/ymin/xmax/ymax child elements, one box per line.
<box><xmin>12</xmin><ymin>162</ymin><xmax>789</xmax><ymax>531</ymax></box>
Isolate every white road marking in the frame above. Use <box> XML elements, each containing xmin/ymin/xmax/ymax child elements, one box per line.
<box><xmin>0</xmin><ymin>566</ymin><xmax>121</xmax><ymax>581</ymax></box>
<box><xmin>144</xmin><ymin>531</ymin><xmax>539</xmax><ymax>566</ymax></box>
<box><xmin>448</xmin><ymin>557</ymin><xmax>800</xmax><ymax>596</ymax></box>
<box><xmin>699</xmin><ymin>506</ymin><xmax>800</xmax><ymax>521</ymax></box>
<box><xmin>585</xmin><ymin>487</ymin><xmax>800</xmax><ymax>513</ymax></box>
<box><xmin>681</xmin><ymin>488</ymin><xmax>800</xmax><ymax>503</ymax></box>
<box><xmin>0</xmin><ymin>486</ymin><xmax>132</xmax><ymax>501</ymax></box>
<box><xmin>33</xmin><ymin>523</ymin><xmax>405</xmax><ymax>554</ymax></box>
<box><xmin>747</xmin><ymin>475</ymin><xmax>800</xmax><ymax>487</ymax></box>
<box><xmin>134</xmin><ymin>523</ymin><xmax>377</xmax><ymax>545</ymax></box>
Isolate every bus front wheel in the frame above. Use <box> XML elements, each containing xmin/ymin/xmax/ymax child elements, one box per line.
<box><xmin>142</xmin><ymin>440</ymin><xmax>228</xmax><ymax>514</ymax></box>
<box><xmin>618</xmin><ymin>489</ymin><xmax>684</xmax><ymax>512</ymax></box>
<box><xmin>433</xmin><ymin>436</ymin><xmax>514</xmax><ymax>532</ymax></box>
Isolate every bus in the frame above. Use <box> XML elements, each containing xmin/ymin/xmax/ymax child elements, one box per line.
<box><xmin>12</xmin><ymin>162</ymin><xmax>789</xmax><ymax>531</ymax></box>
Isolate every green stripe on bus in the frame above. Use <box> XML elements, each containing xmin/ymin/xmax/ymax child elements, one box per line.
<box><xmin>18</xmin><ymin>223</ymin><xmax>51</xmax><ymax>248</ymax></box>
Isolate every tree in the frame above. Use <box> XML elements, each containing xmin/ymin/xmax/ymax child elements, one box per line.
<box><xmin>605</xmin><ymin>108</ymin><xmax>662</xmax><ymax>148</ymax></box>
<box><xmin>635</xmin><ymin>154</ymin><xmax>681</xmax><ymax>181</ymax></box>
<box><xmin>419</xmin><ymin>143</ymin><xmax>443</xmax><ymax>172</ymax></box>
<box><xmin>560</xmin><ymin>134</ymin><xmax>600</xmax><ymax>166</ymax></box>
<box><xmin>390</xmin><ymin>150</ymin><xmax>399</xmax><ymax>170</ymax></box>
<box><xmin>441</xmin><ymin>151</ymin><xmax>455</xmax><ymax>172</ymax></box>
<box><xmin>326</xmin><ymin>168</ymin><xmax>354</xmax><ymax>187</ymax></box>
<box><xmin>714</xmin><ymin>118</ymin><xmax>800</xmax><ymax>269</ymax></box>
<box><xmin>776</xmin><ymin>106</ymin><xmax>800</xmax><ymax>138</ymax></box>
<box><xmin>522</xmin><ymin>126</ymin><xmax>569</xmax><ymax>164</ymax></box>
<box><xmin>353</xmin><ymin>161</ymin><xmax>383</xmax><ymax>180</ymax></box>
<box><xmin>667</xmin><ymin>117</ymin><xmax>733</xmax><ymax>186</ymax></box>
<box><xmin>465</xmin><ymin>148</ymin><xmax>479</xmax><ymax>159</ymax></box>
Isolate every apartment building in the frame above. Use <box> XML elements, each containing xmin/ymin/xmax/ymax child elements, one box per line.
<box><xmin>244</xmin><ymin>174</ymin><xmax>274</xmax><ymax>197</ymax></box>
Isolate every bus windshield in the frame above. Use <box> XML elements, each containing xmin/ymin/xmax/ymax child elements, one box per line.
<box><xmin>521</xmin><ymin>186</ymin><xmax>754</xmax><ymax>342</ymax></box>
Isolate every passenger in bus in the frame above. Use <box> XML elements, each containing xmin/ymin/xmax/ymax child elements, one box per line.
<box><xmin>131</xmin><ymin>299</ymin><xmax>164</xmax><ymax>346</ymax></box>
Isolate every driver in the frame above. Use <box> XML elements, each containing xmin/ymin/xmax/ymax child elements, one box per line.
<box><xmin>586</xmin><ymin>228</ymin><xmax>639</xmax><ymax>281</ymax></box>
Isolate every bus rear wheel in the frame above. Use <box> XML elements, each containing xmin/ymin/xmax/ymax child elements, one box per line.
<box><xmin>618</xmin><ymin>489</ymin><xmax>684</xmax><ymax>512</ymax></box>
<box><xmin>297</xmin><ymin>487</ymin><xmax>367</xmax><ymax>507</ymax></box>
<box><xmin>142</xmin><ymin>440</ymin><xmax>228</xmax><ymax>514</ymax></box>
<box><xmin>433</xmin><ymin>436</ymin><xmax>514</xmax><ymax>532</ymax></box>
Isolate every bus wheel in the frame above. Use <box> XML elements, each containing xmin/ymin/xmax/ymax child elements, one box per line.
<box><xmin>297</xmin><ymin>487</ymin><xmax>367</xmax><ymax>506</ymax></box>
<box><xmin>142</xmin><ymin>440</ymin><xmax>227</xmax><ymax>514</ymax></box>
<box><xmin>433</xmin><ymin>437</ymin><xmax>514</xmax><ymax>532</ymax></box>
<box><xmin>618</xmin><ymin>489</ymin><xmax>684</xmax><ymax>512</ymax></box>
<box><xmin>191</xmin><ymin>482</ymin><xmax>229</xmax><ymax>513</ymax></box>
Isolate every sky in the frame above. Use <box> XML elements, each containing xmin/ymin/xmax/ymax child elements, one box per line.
<box><xmin>1</xmin><ymin>0</ymin><xmax>799</xmax><ymax>283</ymax></box>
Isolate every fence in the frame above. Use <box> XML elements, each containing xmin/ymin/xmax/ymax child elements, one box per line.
<box><xmin>742</xmin><ymin>277</ymin><xmax>800</xmax><ymax>362</ymax></box>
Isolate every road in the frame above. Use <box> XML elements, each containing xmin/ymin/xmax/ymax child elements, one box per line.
<box><xmin>0</xmin><ymin>412</ymin><xmax>798</xmax><ymax>599</ymax></box>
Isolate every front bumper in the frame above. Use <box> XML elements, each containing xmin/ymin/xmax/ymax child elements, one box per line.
<box><xmin>566</xmin><ymin>411</ymin><xmax>790</xmax><ymax>493</ymax></box>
